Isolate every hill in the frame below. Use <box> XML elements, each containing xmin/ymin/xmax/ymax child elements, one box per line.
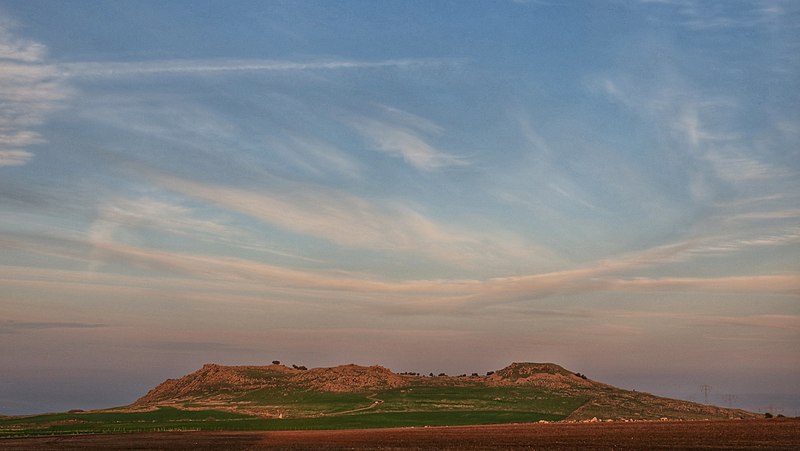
<box><xmin>132</xmin><ymin>362</ymin><xmax>754</xmax><ymax>421</ymax></box>
<box><xmin>0</xmin><ymin>362</ymin><xmax>757</xmax><ymax>437</ymax></box>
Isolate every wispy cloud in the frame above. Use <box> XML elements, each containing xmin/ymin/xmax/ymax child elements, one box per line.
<box><xmin>93</xmin><ymin>197</ymin><xmax>232</xmax><ymax>237</ymax></box>
<box><xmin>2</xmin><ymin>219</ymin><xmax>797</xmax><ymax>322</ymax></box>
<box><xmin>23</xmin><ymin>209</ymin><xmax>800</xmax><ymax>297</ymax></box>
<box><xmin>0</xmin><ymin>17</ymin><xmax>45</xmax><ymax>62</ymax></box>
<box><xmin>348</xmin><ymin>108</ymin><xmax>466</xmax><ymax>171</ymax></box>
<box><xmin>704</xmin><ymin>150</ymin><xmax>787</xmax><ymax>182</ymax></box>
<box><xmin>0</xmin><ymin>320</ymin><xmax>107</xmax><ymax>334</ymax></box>
<box><xmin>57</xmin><ymin>58</ymin><xmax>451</xmax><ymax>78</ymax></box>
<box><xmin>510</xmin><ymin>0</ymin><xmax>553</xmax><ymax>6</ymax></box>
<box><xmin>0</xmin><ymin>149</ymin><xmax>33</xmax><ymax>167</ymax></box>
<box><xmin>671</xmin><ymin>104</ymin><xmax>791</xmax><ymax>184</ymax></box>
<box><xmin>709</xmin><ymin>314</ymin><xmax>800</xmax><ymax>331</ymax></box>
<box><xmin>0</xmin><ymin>21</ymin><xmax>68</xmax><ymax>168</ymax></box>
<box><xmin>592</xmin><ymin>43</ymin><xmax>798</xmax><ymax>263</ymax></box>
<box><xmin>639</xmin><ymin>0</ymin><xmax>792</xmax><ymax>30</ymax></box>
<box><xmin>155</xmin><ymin>174</ymin><xmax>532</xmax><ymax>268</ymax></box>
<box><xmin>87</xmin><ymin>196</ymin><xmax>322</xmax><ymax>269</ymax></box>
<box><xmin>548</xmin><ymin>183</ymin><xmax>601</xmax><ymax>211</ymax></box>
<box><xmin>269</xmin><ymin>134</ymin><xmax>363</xmax><ymax>179</ymax></box>
<box><xmin>605</xmin><ymin>274</ymin><xmax>800</xmax><ymax>293</ymax></box>
<box><xmin>70</xmin><ymin>91</ymin><xmax>365</xmax><ymax>183</ymax></box>
<box><xmin>4</xmin><ymin>236</ymin><xmax>797</xmax><ymax>316</ymax></box>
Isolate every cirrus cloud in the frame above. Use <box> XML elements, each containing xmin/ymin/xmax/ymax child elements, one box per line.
<box><xmin>0</xmin><ymin>20</ymin><xmax>69</xmax><ymax>168</ymax></box>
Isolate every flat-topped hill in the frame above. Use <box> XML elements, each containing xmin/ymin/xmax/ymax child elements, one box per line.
<box><xmin>131</xmin><ymin>361</ymin><xmax>755</xmax><ymax>422</ymax></box>
<box><xmin>0</xmin><ymin>361</ymin><xmax>761</xmax><ymax>437</ymax></box>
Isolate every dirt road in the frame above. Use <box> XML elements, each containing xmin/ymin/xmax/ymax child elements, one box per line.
<box><xmin>323</xmin><ymin>393</ymin><xmax>384</xmax><ymax>416</ymax></box>
<box><xmin>2</xmin><ymin>418</ymin><xmax>798</xmax><ymax>450</ymax></box>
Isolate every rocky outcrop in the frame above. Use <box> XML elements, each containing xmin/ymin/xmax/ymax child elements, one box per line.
<box><xmin>134</xmin><ymin>363</ymin><xmax>297</xmax><ymax>404</ymax></box>
<box><xmin>490</xmin><ymin>362</ymin><xmax>600</xmax><ymax>390</ymax></box>
<box><xmin>292</xmin><ymin>364</ymin><xmax>409</xmax><ymax>392</ymax></box>
<box><xmin>134</xmin><ymin>363</ymin><xmax>408</xmax><ymax>405</ymax></box>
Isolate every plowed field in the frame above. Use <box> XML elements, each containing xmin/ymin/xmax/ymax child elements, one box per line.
<box><xmin>2</xmin><ymin>418</ymin><xmax>797</xmax><ymax>450</ymax></box>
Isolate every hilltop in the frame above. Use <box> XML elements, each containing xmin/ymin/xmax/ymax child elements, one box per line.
<box><xmin>131</xmin><ymin>361</ymin><xmax>755</xmax><ymax>422</ymax></box>
<box><xmin>135</xmin><ymin>363</ymin><xmax>407</xmax><ymax>404</ymax></box>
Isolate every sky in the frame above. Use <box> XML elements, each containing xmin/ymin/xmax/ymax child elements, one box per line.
<box><xmin>0</xmin><ymin>0</ymin><xmax>798</xmax><ymax>416</ymax></box>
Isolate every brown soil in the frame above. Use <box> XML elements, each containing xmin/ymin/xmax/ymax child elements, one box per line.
<box><xmin>2</xmin><ymin>418</ymin><xmax>797</xmax><ymax>450</ymax></box>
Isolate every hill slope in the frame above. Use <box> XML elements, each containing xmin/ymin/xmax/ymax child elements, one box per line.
<box><xmin>131</xmin><ymin>362</ymin><xmax>755</xmax><ymax>421</ymax></box>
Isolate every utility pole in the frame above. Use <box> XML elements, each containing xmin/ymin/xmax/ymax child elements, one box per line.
<box><xmin>723</xmin><ymin>394</ymin><xmax>737</xmax><ymax>407</ymax></box>
<box><xmin>700</xmin><ymin>384</ymin><xmax>711</xmax><ymax>404</ymax></box>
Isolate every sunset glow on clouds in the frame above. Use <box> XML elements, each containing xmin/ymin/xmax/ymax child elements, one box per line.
<box><xmin>0</xmin><ymin>0</ymin><xmax>798</xmax><ymax>415</ymax></box>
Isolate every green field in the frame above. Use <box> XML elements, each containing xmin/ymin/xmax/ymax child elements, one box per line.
<box><xmin>378</xmin><ymin>385</ymin><xmax>586</xmax><ymax>415</ymax></box>
<box><xmin>0</xmin><ymin>408</ymin><xmax>565</xmax><ymax>438</ymax></box>
<box><xmin>0</xmin><ymin>385</ymin><xmax>575</xmax><ymax>438</ymax></box>
<box><xmin>231</xmin><ymin>387</ymin><xmax>372</xmax><ymax>415</ymax></box>
<box><xmin>0</xmin><ymin>408</ymin><xmax>564</xmax><ymax>437</ymax></box>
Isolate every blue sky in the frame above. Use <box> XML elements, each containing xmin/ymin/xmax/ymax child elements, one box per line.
<box><xmin>1</xmin><ymin>0</ymin><xmax>798</xmax><ymax>415</ymax></box>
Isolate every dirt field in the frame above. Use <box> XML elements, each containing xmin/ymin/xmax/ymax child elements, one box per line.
<box><xmin>2</xmin><ymin>419</ymin><xmax>798</xmax><ymax>450</ymax></box>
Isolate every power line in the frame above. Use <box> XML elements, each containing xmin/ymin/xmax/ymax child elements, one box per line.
<box><xmin>700</xmin><ymin>384</ymin><xmax>712</xmax><ymax>404</ymax></box>
<box><xmin>723</xmin><ymin>393</ymin><xmax>737</xmax><ymax>407</ymax></box>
